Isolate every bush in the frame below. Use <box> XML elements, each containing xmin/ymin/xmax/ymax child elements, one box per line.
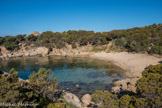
<box><xmin>0</xmin><ymin>68</ymin><xmax>49</xmax><ymax>107</ymax></box>
<box><xmin>29</xmin><ymin>68</ymin><xmax>58</xmax><ymax>97</ymax></box>
<box><xmin>4</xmin><ymin>42</ymin><xmax>19</xmax><ymax>51</ymax></box>
<box><xmin>92</xmin><ymin>90</ymin><xmax>119</xmax><ymax>108</ymax></box>
<box><xmin>27</xmin><ymin>35</ymin><xmax>37</xmax><ymax>41</ymax></box>
<box><xmin>136</xmin><ymin>64</ymin><xmax>162</xmax><ymax>106</ymax></box>
<box><xmin>149</xmin><ymin>45</ymin><xmax>162</xmax><ymax>54</ymax></box>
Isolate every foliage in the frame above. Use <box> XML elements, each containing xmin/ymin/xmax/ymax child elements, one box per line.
<box><xmin>136</xmin><ymin>64</ymin><xmax>162</xmax><ymax>108</ymax></box>
<box><xmin>0</xmin><ymin>68</ymin><xmax>76</xmax><ymax>107</ymax></box>
<box><xmin>47</xmin><ymin>101</ymin><xmax>78</xmax><ymax>108</ymax></box>
<box><xmin>149</xmin><ymin>45</ymin><xmax>162</xmax><ymax>54</ymax></box>
<box><xmin>1</xmin><ymin>24</ymin><xmax>162</xmax><ymax>54</ymax></box>
<box><xmin>119</xmin><ymin>95</ymin><xmax>133</xmax><ymax>108</ymax></box>
<box><xmin>91</xmin><ymin>46</ymin><xmax>107</xmax><ymax>52</ymax></box>
<box><xmin>4</xmin><ymin>41</ymin><xmax>19</xmax><ymax>51</ymax></box>
<box><xmin>91</xmin><ymin>90</ymin><xmax>119</xmax><ymax>108</ymax></box>
<box><xmin>29</xmin><ymin>68</ymin><xmax>58</xmax><ymax>97</ymax></box>
<box><xmin>27</xmin><ymin>35</ymin><xmax>37</xmax><ymax>41</ymax></box>
<box><xmin>2</xmin><ymin>36</ymin><xmax>19</xmax><ymax>50</ymax></box>
<box><xmin>0</xmin><ymin>68</ymin><xmax>49</xmax><ymax>107</ymax></box>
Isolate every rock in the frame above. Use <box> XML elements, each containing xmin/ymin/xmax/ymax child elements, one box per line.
<box><xmin>127</xmin><ymin>84</ymin><xmax>136</xmax><ymax>92</ymax></box>
<box><xmin>35</xmin><ymin>47</ymin><xmax>49</xmax><ymax>56</ymax></box>
<box><xmin>7</xmin><ymin>53</ymin><xmax>12</xmax><ymax>58</ymax></box>
<box><xmin>14</xmin><ymin>53</ymin><xmax>23</xmax><ymax>57</ymax></box>
<box><xmin>66</xmin><ymin>88</ymin><xmax>70</xmax><ymax>90</ymax></box>
<box><xmin>112</xmin><ymin>77</ymin><xmax>139</xmax><ymax>93</ymax></box>
<box><xmin>24</xmin><ymin>52</ymin><xmax>30</xmax><ymax>56</ymax></box>
<box><xmin>0</xmin><ymin>46</ymin><xmax>9</xmax><ymax>55</ymax></box>
<box><xmin>111</xmin><ymin>86</ymin><xmax>121</xmax><ymax>93</ymax></box>
<box><xmin>28</xmin><ymin>31</ymin><xmax>40</xmax><ymax>36</ymax></box>
<box><xmin>81</xmin><ymin>94</ymin><xmax>93</xmax><ymax>107</ymax></box>
<box><xmin>76</xmin><ymin>84</ymin><xmax>80</xmax><ymax>88</ymax></box>
<box><xmin>63</xmin><ymin>92</ymin><xmax>82</xmax><ymax>108</ymax></box>
<box><xmin>62</xmin><ymin>52</ymin><xmax>67</xmax><ymax>57</ymax></box>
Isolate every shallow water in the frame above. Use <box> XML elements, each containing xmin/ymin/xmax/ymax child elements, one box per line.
<box><xmin>0</xmin><ymin>56</ymin><xmax>126</xmax><ymax>97</ymax></box>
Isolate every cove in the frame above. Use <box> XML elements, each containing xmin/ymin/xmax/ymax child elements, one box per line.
<box><xmin>0</xmin><ymin>56</ymin><xmax>126</xmax><ymax>97</ymax></box>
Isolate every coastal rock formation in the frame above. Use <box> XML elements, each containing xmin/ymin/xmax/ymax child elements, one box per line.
<box><xmin>0</xmin><ymin>46</ymin><xmax>49</xmax><ymax>59</ymax></box>
<box><xmin>111</xmin><ymin>77</ymin><xmax>140</xmax><ymax>93</ymax></box>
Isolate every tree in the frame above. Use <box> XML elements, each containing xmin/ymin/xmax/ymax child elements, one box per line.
<box><xmin>29</xmin><ymin>68</ymin><xmax>58</xmax><ymax>98</ymax></box>
<box><xmin>0</xmin><ymin>68</ymin><xmax>49</xmax><ymax>107</ymax></box>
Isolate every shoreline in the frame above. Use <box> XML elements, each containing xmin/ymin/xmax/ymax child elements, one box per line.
<box><xmin>0</xmin><ymin>50</ymin><xmax>161</xmax><ymax>93</ymax></box>
<box><xmin>88</xmin><ymin>52</ymin><xmax>161</xmax><ymax>92</ymax></box>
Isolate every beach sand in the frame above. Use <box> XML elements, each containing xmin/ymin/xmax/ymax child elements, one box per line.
<box><xmin>90</xmin><ymin>52</ymin><xmax>162</xmax><ymax>77</ymax></box>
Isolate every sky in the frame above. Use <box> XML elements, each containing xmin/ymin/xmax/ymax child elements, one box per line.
<box><xmin>0</xmin><ymin>0</ymin><xmax>162</xmax><ymax>36</ymax></box>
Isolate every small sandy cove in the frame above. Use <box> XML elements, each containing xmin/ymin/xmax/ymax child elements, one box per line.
<box><xmin>90</xmin><ymin>52</ymin><xmax>162</xmax><ymax>77</ymax></box>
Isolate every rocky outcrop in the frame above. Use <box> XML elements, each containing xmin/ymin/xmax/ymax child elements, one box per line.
<box><xmin>111</xmin><ymin>77</ymin><xmax>140</xmax><ymax>93</ymax></box>
<box><xmin>0</xmin><ymin>46</ymin><xmax>49</xmax><ymax>59</ymax></box>
<box><xmin>28</xmin><ymin>31</ymin><xmax>40</xmax><ymax>36</ymax></box>
<box><xmin>0</xmin><ymin>46</ymin><xmax>9</xmax><ymax>55</ymax></box>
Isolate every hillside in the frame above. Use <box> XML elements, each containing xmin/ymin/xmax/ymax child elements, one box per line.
<box><xmin>0</xmin><ymin>23</ymin><xmax>162</xmax><ymax>55</ymax></box>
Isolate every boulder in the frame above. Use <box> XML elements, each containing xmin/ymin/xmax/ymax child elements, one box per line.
<box><xmin>81</xmin><ymin>94</ymin><xmax>93</xmax><ymax>107</ymax></box>
<box><xmin>63</xmin><ymin>92</ymin><xmax>82</xmax><ymax>108</ymax></box>
<box><xmin>111</xmin><ymin>86</ymin><xmax>121</xmax><ymax>93</ymax></box>
<box><xmin>24</xmin><ymin>52</ymin><xmax>30</xmax><ymax>56</ymax></box>
<box><xmin>28</xmin><ymin>31</ymin><xmax>40</xmax><ymax>36</ymax></box>
<box><xmin>0</xmin><ymin>46</ymin><xmax>9</xmax><ymax>55</ymax></box>
<box><xmin>35</xmin><ymin>47</ymin><xmax>49</xmax><ymax>56</ymax></box>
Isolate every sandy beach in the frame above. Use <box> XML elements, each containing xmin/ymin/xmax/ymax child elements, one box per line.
<box><xmin>90</xmin><ymin>52</ymin><xmax>162</xmax><ymax>77</ymax></box>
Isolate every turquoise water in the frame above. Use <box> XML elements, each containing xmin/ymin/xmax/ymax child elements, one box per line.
<box><xmin>0</xmin><ymin>56</ymin><xmax>126</xmax><ymax>97</ymax></box>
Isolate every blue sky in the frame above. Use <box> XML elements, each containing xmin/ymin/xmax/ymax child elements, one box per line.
<box><xmin>0</xmin><ymin>0</ymin><xmax>162</xmax><ymax>36</ymax></box>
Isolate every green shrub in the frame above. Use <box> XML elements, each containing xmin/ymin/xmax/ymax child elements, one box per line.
<box><xmin>119</xmin><ymin>95</ymin><xmax>133</xmax><ymax>108</ymax></box>
<box><xmin>92</xmin><ymin>90</ymin><xmax>119</xmax><ymax>108</ymax></box>
<box><xmin>4</xmin><ymin>41</ymin><xmax>19</xmax><ymax>50</ymax></box>
<box><xmin>27</xmin><ymin>35</ymin><xmax>37</xmax><ymax>41</ymax></box>
<box><xmin>136</xmin><ymin>64</ymin><xmax>162</xmax><ymax>108</ymax></box>
<box><xmin>0</xmin><ymin>68</ymin><xmax>49</xmax><ymax>107</ymax></box>
<box><xmin>149</xmin><ymin>45</ymin><xmax>162</xmax><ymax>54</ymax></box>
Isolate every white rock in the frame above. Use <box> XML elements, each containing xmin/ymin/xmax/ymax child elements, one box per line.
<box><xmin>63</xmin><ymin>92</ymin><xmax>82</xmax><ymax>108</ymax></box>
<box><xmin>81</xmin><ymin>94</ymin><xmax>92</xmax><ymax>107</ymax></box>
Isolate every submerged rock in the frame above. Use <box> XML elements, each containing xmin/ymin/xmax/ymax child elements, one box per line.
<box><xmin>76</xmin><ymin>84</ymin><xmax>80</xmax><ymax>88</ymax></box>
